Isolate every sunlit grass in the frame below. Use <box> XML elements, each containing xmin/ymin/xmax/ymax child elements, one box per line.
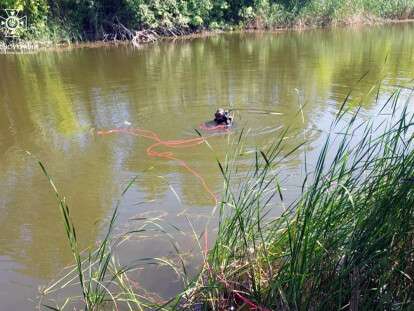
<box><xmin>38</xmin><ymin>168</ymin><xmax>162</xmax><ymax>310</ymax></box>
<box><xmin>183</xmin><ymin>90</ymin><xmax>414</xmax><ymax>310</ymax></box>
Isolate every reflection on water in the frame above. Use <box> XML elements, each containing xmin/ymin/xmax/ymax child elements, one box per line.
<box><xmin>1</xmin><ymin>23</ymin><xmax>414</xmax><ymax>308</ymax></box>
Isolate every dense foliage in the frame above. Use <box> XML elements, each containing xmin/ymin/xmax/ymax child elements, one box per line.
<box><xmin>1</xmin><ymin>0</ymin><xmax>414</xmax><ymax>42</ymax></box>
<box><xmin>185</xmin><ymin>90</ymin><xmax>414</xmax><ymax>310</ymax></box>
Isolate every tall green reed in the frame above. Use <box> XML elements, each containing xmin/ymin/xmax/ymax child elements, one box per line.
<box><xmin>39</xmin><ymin>166</ymin><xmax>160</xmax><ymax>310</ymax></box>
<box><xmin>186</xmin><ymin>90</ymin><xmax>414</xmax><ymax>310</ymax></box>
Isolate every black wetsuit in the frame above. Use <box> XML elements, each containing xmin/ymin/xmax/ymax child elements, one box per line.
<box><xmin>215</xmin><ymin>112</ymin><xmax>233</xmax><ymax>126</ymax></box>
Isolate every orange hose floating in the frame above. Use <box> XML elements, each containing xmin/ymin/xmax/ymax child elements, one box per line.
<box><xmin>96</xmin><ymin>127</ymin><xmax>218</xmax><ymax>206</ymax></box>
<box><xmin>123</xmin><ymin>119</ymin><xmax>266</xmax><ymax>310</ymax></box>
<box><xmin>199</xmin><ymin>122</ymin><xmax>230</xmax><ymax>131</ymax></box>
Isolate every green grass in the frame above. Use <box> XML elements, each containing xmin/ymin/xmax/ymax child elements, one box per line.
<box><xmin>38</xmin><ymin>167</ymin><xmax>161</xmax><ymax>310</ymax></box>
<box><xmin>40</xmin><ymin>87</ymin><xmax>414</xmax><ymax>310</ymax></box>
<box><xmin>182</xmin><ymin>90</ymin><xmax>414</xmax><ymax>310</ymax></box>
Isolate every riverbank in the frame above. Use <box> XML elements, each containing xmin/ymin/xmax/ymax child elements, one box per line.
<box><xmin>185</xmin><ymin>93</ymin><xmax>414</xmax><ymax>310</ymax></box>
<box><xmin>3</xmin><ymin>18</ymin><xmax>414</xmax><ymax>53</ymax></box>
<box><xmin>1</xmin><ymin>0</ymin><xmax>414</xmax><ymax>51</ymax></box>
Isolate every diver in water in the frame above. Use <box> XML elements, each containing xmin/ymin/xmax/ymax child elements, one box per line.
<box><xmin>214</xmin><ymin>108</ymin><xmax>233</xmax><ymax>126</ymax></box>
<box><xmin>200</xmin><ymin>108</ymin><xmax>234</xmax><ymax>131</ymax></box>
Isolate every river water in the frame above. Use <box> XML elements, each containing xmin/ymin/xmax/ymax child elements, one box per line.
<box><xmin>0</xmin><ymin>23</ymin><xmax>414</xmax><ymax>309</ymax></box>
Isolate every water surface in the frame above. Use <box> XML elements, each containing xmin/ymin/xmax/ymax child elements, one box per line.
<box><xmin>1</xmin><ymin>23</ymin><xmax>414</xmax><ymax>309</ymax></box>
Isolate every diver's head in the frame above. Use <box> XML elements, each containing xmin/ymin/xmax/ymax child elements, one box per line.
<box><xmin>214</xmin><ymin>108</ymin><xmax>227</xmax><ymax>123</ymax></box>
<box><xmin>214</xmin><ymin>108</ymin><xmax>234</xmax><ymax>126</ymax></box>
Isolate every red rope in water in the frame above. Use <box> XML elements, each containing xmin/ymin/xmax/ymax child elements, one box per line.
<box><xmin>98</xmin><ymin>127</ymin><xmax>268</xmax><ymax>310</ymax></box>
<box><xmin>198</xmin><ymin>122</ymin><xmax>230</xmax><ymax>131</ymax></box>
<box><xmin>96</xmin><ymin>127</ymin><xmax>218</xmax><ymax>207</ymax></box>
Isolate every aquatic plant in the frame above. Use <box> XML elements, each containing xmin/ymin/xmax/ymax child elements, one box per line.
<box><xmin>38</xmin><ymin>167</ymin><xmax>159</xmax><ymax>310</ymax></box>
<box><xmin>183</xmin><ymin>89</ymin><xmax>414</xmax><ymax>309</ymax></box>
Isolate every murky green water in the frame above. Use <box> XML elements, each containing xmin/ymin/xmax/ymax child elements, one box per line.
<box><xmin>1</xmin><ymin>23</ymin><xmax>414</xmax><ymax>309</ymax></box>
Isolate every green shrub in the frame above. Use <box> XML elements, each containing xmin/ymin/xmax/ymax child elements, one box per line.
<box><xmin>362</xmin><ymin>0</ymin><xmax>414</xmax><ymax>18</ymax></box>
<box><xmin>1</xmin><ymin>0</ymin><xmax>414</xmax><ymax>43</ymax></box>
<box><xmin>0</xmin><ymin>0</ymin><xmax>49</xmax><ymax>40</ymax></box>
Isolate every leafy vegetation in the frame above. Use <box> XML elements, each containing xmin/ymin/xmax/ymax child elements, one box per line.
<box><xmin>1</xmin><ymin>0</ymin><xmax>414</xmax><ymax>44</ymax></box>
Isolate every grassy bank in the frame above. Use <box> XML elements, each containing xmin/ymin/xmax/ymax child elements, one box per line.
<box><xmin>1</xmin><ymin>0</ymin><xmax>414</xmax><ymax>49</ymax></box>
<box><xmin>185</xmin><ymin>94</ymin><xmax>414</xmax><ymax>310</ymax></box>
<box><xmin>40</xmin><ymin>87</ymin><xmax>414</xmax><ymax>310</ymax></box>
